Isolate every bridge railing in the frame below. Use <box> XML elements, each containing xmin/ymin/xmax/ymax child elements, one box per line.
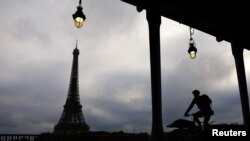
<box><xmin>0</xmin><ymin>134</ymin><xmax>149</xmax><ymax>141</ymax></box>
<box><xmin>0</xmin><ymin>134</ymin><xmax>39</xmax><ymax>141</ymax></box>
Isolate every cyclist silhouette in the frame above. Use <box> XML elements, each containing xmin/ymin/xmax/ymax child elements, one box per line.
<box><xmin>184</xmin><ymin>90</ymin><xmax>214</xmax><ymax>129</ymax></box>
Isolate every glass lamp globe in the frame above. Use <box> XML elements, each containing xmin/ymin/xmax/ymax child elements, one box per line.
<box><xmin>188</xmin><ymin>43</ymin><xmax>197</xmax><ymax>59</ymax></box>
<box><xmin>72</xmin><ymin>6</ymin><xmax>86</xmax><ymax>28</ymax></box>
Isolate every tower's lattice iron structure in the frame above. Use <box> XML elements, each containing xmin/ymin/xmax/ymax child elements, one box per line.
<box><xmin>54</xmin><ymin>43</ymin><xmax>89</xmax><ymax>133</ymax></box>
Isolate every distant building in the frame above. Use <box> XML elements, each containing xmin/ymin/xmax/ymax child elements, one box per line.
<box><xmin>54</xmin><ymin>42</ymin><xmax>89</xmax><ymax>134</ymax></box>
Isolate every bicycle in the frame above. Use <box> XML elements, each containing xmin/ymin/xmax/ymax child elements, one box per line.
<box><xmin>166</xmin><ymin>113</ymin><xmax>214</xmax><ymax>139</ymax></box>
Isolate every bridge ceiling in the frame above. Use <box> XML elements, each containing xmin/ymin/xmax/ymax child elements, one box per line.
<box><xmin>122</xmin><ymin>0</ymin><xmax>250</xmax><ymax>50</ymax></box>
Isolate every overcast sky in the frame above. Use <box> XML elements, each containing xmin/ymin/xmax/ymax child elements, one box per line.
<box><xmin>0</xmin><ymin>0</ymin><xmax>250</xmax><ymax>134</ymax></box>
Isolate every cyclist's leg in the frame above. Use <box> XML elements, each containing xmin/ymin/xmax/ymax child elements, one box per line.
<box><xmin>193</xmin><ymin>111</ymin><xmax>203</xmax><ymax>128</ymax></box>
<box><xmin>204</xmin><ymin>115</ymin><xmax>210</xmax><ymax>126</ymax></box>
<box><xmin>204</xmin><ymin>113</ymin><xmax>212</xmax><ymax>131</ymax></box>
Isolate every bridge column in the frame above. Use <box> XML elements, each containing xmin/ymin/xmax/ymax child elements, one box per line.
<box><xmin>146</xmin><ymin>2</ymin><xmax>164</xmax><ymax>141</ymax></box>
<box><xmin>231</xmin><ymin>40</ymin><xmax>250</xmax><ymax>128</ymax></box>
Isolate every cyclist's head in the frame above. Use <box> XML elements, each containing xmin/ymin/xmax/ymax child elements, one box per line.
<box><xmin>192</xmin><ymin>90</ymin><xmax>200</xmax><ymax>97</ymax></box>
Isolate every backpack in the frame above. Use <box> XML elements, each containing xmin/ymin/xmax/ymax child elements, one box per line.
<box><xmin>200</xmin><ymin>94</ymin><xmax>212</xmax><ymax>107</ymax></box>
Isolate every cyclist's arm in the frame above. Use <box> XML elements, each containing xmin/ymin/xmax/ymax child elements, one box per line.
<box><xmin>184</xmin><ymin>99</ymin><xmax>195</xmax><ymax>116</ymax></box>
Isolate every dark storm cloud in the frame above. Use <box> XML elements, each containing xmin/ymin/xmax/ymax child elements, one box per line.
<box><xmin>85</xmin><ymin>0</ymin><xmax>137</xmax><ymax>33</ymax></box>
<box><xmin>0</xmin><ymin>62</ymin><xmax>69</xmax><ymax>133</ymax></box>
<box><xmin>81</xmin><ymin>70</ymin><xmax>152</xmax><ymax>132</ymax></box>
<box><xmin>12</xmin><ymin>18</ymin><xmax>52</xmax><ymax>46</ymax></box>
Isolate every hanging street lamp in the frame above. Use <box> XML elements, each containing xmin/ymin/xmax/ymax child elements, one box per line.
<box><xmin>72</xmin><ymin>0</ymin><xmax>86</xmax><ymax>28</ymax></box>
<box><xmin>188</xmin><ymin>27</ymin><xmax>197</xmax><ymax>59</ymax></box>
<box><xmin>188</xmin><ymin>40</ymin><xmax>197</xmax><ymax>59</ymax></box>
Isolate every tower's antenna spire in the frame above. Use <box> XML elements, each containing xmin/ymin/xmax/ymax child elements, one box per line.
<box><xmin>76</xmin><ymin>40</ymin><xmax>78</xmax><ymax>49</ymax></box>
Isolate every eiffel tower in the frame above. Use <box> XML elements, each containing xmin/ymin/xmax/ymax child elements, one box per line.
<box><xmin>54</xmin><ymin>41</ymin><xmax>89</xmax><ymax>133</ymax></box>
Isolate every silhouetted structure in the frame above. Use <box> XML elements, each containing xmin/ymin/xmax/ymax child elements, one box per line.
<box><xmin>54</xmin><ymin>42</ymin><xmax>89</xmax><ymax>133</ymax></box>
<box><xmin>121</xmin><ymin>1</ymin><xmax>250</xmax><ymax>140</ymax></box>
